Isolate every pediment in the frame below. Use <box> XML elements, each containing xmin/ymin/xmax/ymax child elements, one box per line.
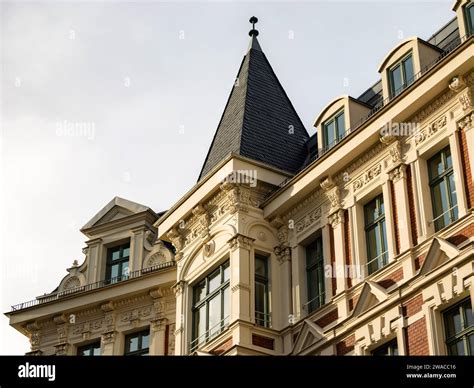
<box><xmin>292</xmin><ymin>319</ymin><xmax>325</xmax><ymax>354</ymax></box>
<box><xmin>419</xmin><ymin>237</ymin><xmax>460</xmax><ymax>275</ymax></box>
<box><xmin>353</xmin><ymin>281</ymin><xmax>389</xmax><ymax>317</ymax></box>
<box><xmin>81</xmin><ymin>196</ymin><xmax>151</xmax><ymax>230</ymax></box>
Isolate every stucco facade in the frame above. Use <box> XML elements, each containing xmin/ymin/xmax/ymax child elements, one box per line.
<box><xmin>6</xmin><ymin>0</ymin><xmax>474</xmax><ymax>356</ymax></box>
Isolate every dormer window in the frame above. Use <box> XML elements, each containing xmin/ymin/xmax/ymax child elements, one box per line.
<box><xmin>323</xmin><ymin>110</ymin><xmax>345</xmax><ymax>150</ymax></box>
<box><xmin>106</xmin><ymin>242</ymin><xmax>130</xmax><ymax>283</ymax></box>
<box><xmin>388</xmin><ymin>53</ymin><xmax>414</xmax><ymax>98</ymax></box>
<box><xmin>466</xmin><ymin>3</ymin><xmax>474</xmax><ymax>35</ymax></box>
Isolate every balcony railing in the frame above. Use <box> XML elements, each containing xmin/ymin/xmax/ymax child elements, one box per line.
<box><xmin>301</xmin><ymin>31</ymin><xmax>471</xmax><ymax>171</ymax></box>
<box><xmin>10</xmin><ymin>261</ymin><xmax>176</xmax><ymax>312</ymax></box>
<box><xmin>189</xmin><ymin>315</ymin><xmax>230</xmax><ymax>353</ymax></box>
<box><xmin>255</xmin><ymin>311</ymin><xmax>272</xmax><ymax>328</ymax></box>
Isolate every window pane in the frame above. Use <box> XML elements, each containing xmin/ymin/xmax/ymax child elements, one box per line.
<box><xmin>465</xmin><ymin>304</ymin><xmax>474</xmax><ymax>328</ymax></box>
<box><xmin>194</xmin><ymin>281</ymin><xmax>206</xmax><ymax>303</ymax></box>
<box><xmin>208</xmin><ymin>294</ymin><xmax>221</xmax><ymax>337</ymax></box>
<box><xmin>365</xmin><ymin>200</ymin><xmax>378</xmax><ymax>225</ymax></box>
<box><xmin>324</xmin><ymin>120</ymin><xmax>336</xmax><ymax>148</ymax></box>
<box><xmin>122</xmin><ymin>261</ymin><xmax>129</xmax><ymax>277</ymax></box>
<box><xmin>255</xmin><ymin>282</ymin><xmax>266</xmax><ymax>313</ymax></box>
<box><xmin>366</xmin><ymin>227</ymin><xmax>378</xmax><ymax>260</ymax></box>
<box><xmin>469</xmin><ymin>334</ymin><xmax>474</xmax><ymax>355</ymax></box>
<box><xmin>255</xmin><ymin>256</ymin><xmax>267</xmax><ymax>277</ymax></box>
<box><xmin>127</xmin><ymin>335</ymin><xmax>139</xmax><ymax>353</ymax></box>
<box><xmin>223</xmin><ymin>286</ymin><xmax>230</xmax><ymax>321</ymax></box>
<box><xmin>92</xmin><ymin>345</ymin><xmax>101</xmax><ymax>356</ymax></box>
<box><xmin>194</xmin><ymin>305</ymin><xmax>206</xmax><ymax>342</ymax></box>
<box><xmin>390</xmin><ymin>65</ymin><xmax>402</xmax><ymax>96</ymax></box>
<box><xmin>110</xmin><ymin>264</ymin><xmax>119</xmax><ymax>279</ymax></box>
<box><xmin>403</xmin><ymin>55</ymin><xmax>414</xmax><ymax>85</ymax></box>
<box><xmin>469</xmin><ymin>5</ymin><xmax>474</xmax><ymax>33</ymax></box>
<box><xmin>208</xmin><ymin>269</ymin><xmax>221</xmax><ymax>294</ymax></box>
<box><xmin>450</xmin><ymin>340</ymin><xmax>465</xmax><ymax>356</ymax></box>
<box><xmin>444</xmin><ymin>148</ymin><xmax>452</xmax><ymax>169</ymax></box>
<box><xmin>111</xmin><ymin>250</ymin><xmax>120</xmax><ymax>261</ymax></box>
<box><xmin>122</xmin><ymin>246</ymin><xmax>130</xmax><ymax>258</ymax></box>
<box><xmin>336</xmin><ymin>112</ymin><xmax>345</xmax><ymax>139</ymax></box>
<box><xmin>141</xmin><ymin>332</ymin><xmax>149</xmax><ymax>350</ymax></box>
<box><xmin>431</xmin><ymin>181</ymin><xmax>449</xmax><ymax>218</ymax></box>
<box><xmin>429</xmin><ymin>152</ymin><xmax>444</xmax><ymax>179</ymax></box>
<box><xmin>223</xmin><ymin>263</ymin><xmax>230</xmax><ymax>282</ymax></box>
<box><xmin>445</xmin><ymin>309</ymin><xmax>462</xmax><ymax>338</ymax></box>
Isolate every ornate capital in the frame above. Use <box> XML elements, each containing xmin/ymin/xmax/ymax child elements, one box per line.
<box><xmin>101</xmin><ymin>331</ymin><xmax>116</xmax><ymax>345</ymax></box>
<box><xmin>388</xmin><ymin>164</ymin><xmax>407</xmax><ymax>182</ymax></box>
<box><xmin>149</xmin><ymin>288</ymin><xmax>164</xmax><ymax>299</ymax></box>
<box><xmin>328</xmin><ymin>209</ymin><xmax>344</xmax><ymax>228</ymax></box>
<box><xmin>449</xmin><ymin>75</ymin><xmax>466</xmax><ymax>92</ymax></box>
<box><xmin>167</xmin><ymin>227</ymin><xmax>184</xmax><ymax>252</ymax></box>
<box><xmin>274</xmin><ymin>245</ymin><xmax>291</xmax><ymax>265</ymax></box>
<box><xmin>389</xmin><ymin>140</ymin><xmax>403</xmax><ymax>165</ymax></box>
<box><xmin>459</xmin><ymin>85</ymin><xmax>473</xmax><ymax>111</ymax></box>
<box><xmin>29</xmin><ymin>332</ymin><xmax>41</xmax><ymax>351</ymax></box>
<box><xmin>270</xmin><ymin>215</ymin><xmax>285</xmax><ymax>229</ymax></box>
<box><xmin>379</xmin><ymin>132</ymin><xmax>397</xmax><ymax>146</ymax></box>
<box><xmin>320</xmin><ymin>176</ymin><xmax>335</xmax><ymax>191</ymax></box>
<box><xmin>457</xmin><ymin>112</ymin><xmax>474</xmax><ymax>132</ymax></box>
<box><xmin>100</xmin><ymin>301</ymin><xmax>115</xmax><ymax>313</ymax></box>
<box><xmin>151</xmin><ymin>318</ymin><xmax>168</xmax><ymax>332</ymax></box>
<box><xmin>228</xmin><ymin>234</ymin><xmax>255</xmax><ymax>251</ymax></box>
<box><xmin>326</xmin><ymin>186</ymin><xmax>341</xmax><ymax>212</ymax></box>
<box><xmin>55</xmin><ymin>343</ymin><xmax>69</xmax><ymax>356</ymax></box>
<box><xmin>172</xmin><ymin>280</ymin><xmax>187</xmax><ymax>297</ymax></box>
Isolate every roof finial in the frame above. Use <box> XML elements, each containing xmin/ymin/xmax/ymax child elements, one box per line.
<box><xmin>249</xmin><ymin>16</ymin><xmax>259</xmax><ymax>37</ymax></box>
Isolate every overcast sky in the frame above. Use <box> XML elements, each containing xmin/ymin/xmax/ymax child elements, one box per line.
<box><xmin>0</xmin><ymin>0</ymin><xmax>453</xmax><ymax>354</ymax></box>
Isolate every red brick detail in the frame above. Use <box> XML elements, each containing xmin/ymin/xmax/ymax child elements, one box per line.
<box><xmin>349</xmin><ymin>295</ymin><xmax>359</xmax><ymax>311</ymax></box>
<box><xmin>390</xmin><ymin>180</ymin><xmax>400</xmax><ymax>255</ymax></box>
<box><xmin>336</xmin><ymin>334</ymin><xmax>355</xmax><ymax>355</ymax></box>
<box><xmin>447</xmin><ymin>224</ymin><xmax>474</xmax><ymax>246</ymax></box>
<box><xmin>252</xmin><ymin>334</ymin><xmax>274</xmax><ymax>350</ymax></box>
<box><xmin>315</xmin><ymin>309</ymin><xmax>338</xmax><ymax>328</ymax></box>
<box><xmin>164</xmin><ymin>324</ymin><xmax>169</xmax><ymax>355</ymax></box>
<box><xmin>329</xmin><ymin>225</ymin><xmax>337</xmax><ymax>296</ymax></box>
<box><xmin>343</xmin><ymin>209</ymin><xmax>352</xmax><ymax>288</ymax></box>
<box><xmin>414</xmin><ymin>255</ymin><xmax>425</xmax><ymax>271</ymax></box>
<box><xmin>459</xmin><ymin>128</ymin><xmax>474</xmax><ymax>209</ymax></box>
<box><xmin>402</xmin><ymin>294</ymin><xmax>423</xmax><ymax>318</ymax></box>
<box><xmin>377</xmin><ymin>267</ymin><xmax>404</xmax><ymax>288</ymax></box>
<box><xmin>211</xmin><ymin>337</ymin><xmax>233</xmax><ymax>355</ymax></box>
<box><xmin>406</xmin><ymin>165</ymin><xmax>418</xmax><ymax>246</ymax></box>
<box><xmin>406</xmin><ymin>318</ymin><xmax>430</xmax><ymax>355</ymax></box>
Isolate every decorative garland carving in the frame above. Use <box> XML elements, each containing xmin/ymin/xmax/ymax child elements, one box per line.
<box><xmin>414</xmin><ymin>115</ymin><xmax>447</xmax><ymax>145</ymax></box>
<box><xmin>352</xmin><ymin>164</ymin><xmax>382</xmax><ymax>192</ymax></box>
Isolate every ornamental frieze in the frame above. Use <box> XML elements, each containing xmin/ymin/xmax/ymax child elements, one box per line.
<box><xmin>414</xmin><ymin>115</ymin><xmax>447</xmax><ymax>145</ymax></box>
<box><xmin>352</xmin><ymin>164</ymin><xmax>382</xmax><ymax>192</ymax></box>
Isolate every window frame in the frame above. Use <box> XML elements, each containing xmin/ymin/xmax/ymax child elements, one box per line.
<box><xmin>305</xmin><ymin>235</ymin><xmax>325</xmax><ymax>313</ymax></box>
<box><xmin>254</xmin><ymin>254</ymin><xmax>271</xmax><ymax>327</ymax></box>
<box><xmin>428</xmin><ymin>146</ymin><xmax>458</xmax><ymax>231</ymax></box>
<box><xmin>466</xmin><ymin>3</ymin><xmax>474</xmax><ymax>35</ymax></box>
<box><xmin>191</xmin><ymin>261</ymin><xmax>230</xmax><ymax>351</ymax></box>
<box><xmin>364</xmin><ymin>194</ymin><xmax>388</xmax><ymax>275</ymax></box>
<box><xmin>371</xmin><ymin>338</ymin><xmax>399</xmax><ymax>356</ymax></box>
<box><xmin>77</xmin><ymin>341</ymin><xmax>101</xmax><ymax>356</ymax></box>
<box><xmin>322</xmin><ymin>109</ymin><xmax>345</xmax><ymax>150</ymax></box>
<box><xmin>106</xmin><ymin>242</ymin><xmax>130</xmax><ymax>283</ymax></box>
<box><xmin>124</xmin><ymin>329</ymin><xmax>150</xmax><ymax>356</ymax></box>
<box><xmin>443</xmin><ymin>298</ymin><xmax>473</xmax><ymax>356</ymax></box>
<box><xmin>388</xmin><ymin>52</ymin><xmax>414</xmax><ymax>98</ymax></box>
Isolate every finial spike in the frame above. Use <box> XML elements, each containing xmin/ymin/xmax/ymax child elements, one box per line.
<box><xmin>249</xmin><ymin>16</ymin><xmax>259</xmax><ymax>37</ymax></box>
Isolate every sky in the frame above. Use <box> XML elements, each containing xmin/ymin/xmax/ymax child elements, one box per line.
<box><xmin>0</xmin><ymin>0</ymin><xmax>453</xmax><ymax>354</ymax></box>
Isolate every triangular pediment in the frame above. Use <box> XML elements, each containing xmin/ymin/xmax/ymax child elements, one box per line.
<box><xmin>292</xmin><ymin>319</ymin><xmax>325</xmax><ymax>354</ymax></box>
<box><xmin>81</xmin><ymin>196</ymin><xmax>151</xmax><ymax>230</ymax></box>
<box><xmin>353</xmin><ymin>281</ymin><xmax>389</xmax><ymax>317</ymax></box>
<box><xmin>419</xmin><ymin>237</ymin><xmax>460</xmax><ymax>275</ymax></box>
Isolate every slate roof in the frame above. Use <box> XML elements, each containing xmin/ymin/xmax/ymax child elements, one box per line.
<box><xmin>198</xmin><ymin>35</ymin><xmax>310</xmax><ymax>180</ymax></box>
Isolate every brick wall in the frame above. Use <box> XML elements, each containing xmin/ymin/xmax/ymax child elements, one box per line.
<box><xmin>348</xmin><ymin>295</ymin><xmax>359</xmax><ymax>311</ymax></box>
<box><xmin>406</xmin><ymin>318</ymin><xmax>430</xmax><ymax>355</ymax></box>
<box><xmin>390</xmin><ymin>180</ymin><xmax>400</xmax><ymax>255</ymax></box>
<box><xmin>336</xmin><ymin>334</ymin><xmax>355</xmax><ymax>355</ymax></box>
<box><xmin>414</xmin><ymin>255</ymin><xmax>425</xmax><ymax>271</ymax></box>
<box><xmin>343</xmin><ymin>209</ymin><xmax>352</xmax><ymax>288</ymax></box>
<box><xmin>329</xmin><ymin>225</ymin><xmax>336</xmax><ymax>296</ymax></box>
<box><xmin>402</xmin><ymin>294</ymin><xmax>423</xmax><ymax>317</ymax></box>
<box><xmin>458</xmin><ymin>128</ymin><xmax>474</xmax><ymax>209</ymax></box>
<box><xmin>211</xmin><ymin>337</ymin><xmax>233</xmax><ymax>355</ymax></box>
<box><xmin>315</xmin><ymin>308</ymin><xmax>338</xmax><ymax>328</ymax></box>
<box><xmin>377</xmin><ymin>267</ymin><xmax>404</xmax><ymax>288</ymax></box>
<box><xmin>252</xmin><ymin>334</ymin><xmax>274</xmax><ymax>350</ymax></box>
<box><xmin>406</xmin><ymin>165</ymin><xmax>418</xmax><ymax>246</ymax></box>
<box><xmin>447</xmin><ymin>223</ymin><xmax>474</xmax><ymax>246</ymax></box>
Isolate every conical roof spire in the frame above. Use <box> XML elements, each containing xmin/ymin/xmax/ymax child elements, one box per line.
<box><xmin>198</xmin><ymin>17</ymin><xmax>309</xmax><ymax>181</ymax></box>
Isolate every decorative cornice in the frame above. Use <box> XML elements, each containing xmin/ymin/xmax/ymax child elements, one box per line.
<box><xmin>295</xmin><ymin>206</ymin><xmax>322</xmax><ymax>235</ymax></box>
<box><xmin>410</xmin><ymin>89</ymin><xmax>455</xmax><ymax>124</ymax></box>
<box><xmin>414</xmin><ymin>115</ymin><xmax>447</xmax><ymax>145</ymax></box>
<box><xmin>228</xmin><ymin>234</ymin><xmax>255</xmax><ymax>251</ymax></box>
<box><xmin>352</xmin><ymin>164</ymin><xmax>382</xmax><ymax>192</ymax></box>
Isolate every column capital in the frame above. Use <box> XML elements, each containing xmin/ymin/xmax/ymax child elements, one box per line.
<box><xmin>151</xmin><ymin>318</ymin><xmax>168</xmax><ymax>332</ymax></box>
<box><xmin>457</xmin><ymin>111</ymin><xmax>474</xmax><ymax>132</ymax></box>
<box><xmin>227</xmin><ymin>233</ymin><xmax>255</xmax><ymax>251</ymax></box>
<box><xmin>274</xmin><ymin>245</ymin><xmax>291</xmax><ymax>265</ymax></box>
<box><xmin>101</xmin><ymin>331</ymin><xmax>117</xmax><ymax>345</ymax></box>
<box><xmin>328</xmin><ymin>209</ymin><xmax>345</xmax><ymax>228</ymax></box>
<box><xmin>388</xmin><ymin>163</ymin><xmax>407</xmax><ymax>183</ymax></box>
<box><xmin>55</xmin><ymin>343</ymin><xmax>70</xmax><ymax>356</ymax></box>
<box><xmin>172</xmin><ymin>280</ymin><xmax>187</xmax><ymax>297</ymax></box>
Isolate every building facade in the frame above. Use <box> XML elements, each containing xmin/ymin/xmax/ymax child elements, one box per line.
<box><xmin>6</xmin><ymin>0</ymin><xmax>474</xmax><ymax>356</ymax></box>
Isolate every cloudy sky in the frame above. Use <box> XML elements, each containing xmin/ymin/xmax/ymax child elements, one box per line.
<box><xmin>0</xmin><ymin>0</ymin><xmax>452</xmax><ymax>354</ymax></box>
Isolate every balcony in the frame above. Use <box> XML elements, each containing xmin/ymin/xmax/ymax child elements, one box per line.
<box><xmin>10</xmin><ymin>261</ymin><xmax>176</xmax><ymax>312</ymax></box>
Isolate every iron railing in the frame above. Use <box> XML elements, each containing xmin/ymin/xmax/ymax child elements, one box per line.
<box><xmin>10</xmin><ymin>261</ymin><xmax>176</xmax><ymax>312</ymax></box>
<box><xmin>189</xmin><ymin>315</ymin><xmax>230</xmax><ymax>352</ymax></box>
<box><xmin>255</xmin><ymin>311</ymin><xmax>272</xmax><ymax>328</ymax></box>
